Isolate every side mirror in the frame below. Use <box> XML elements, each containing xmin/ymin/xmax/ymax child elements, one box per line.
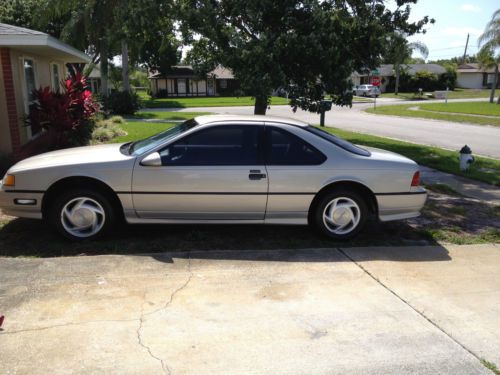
<box><xmin>140</xmin><ymin>152</ymin><xmax>162</xmax><ymax>167</ymax></box>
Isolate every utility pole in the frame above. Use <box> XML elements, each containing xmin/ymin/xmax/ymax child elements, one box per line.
<box><xmin>462</xmin><ymin>33</ymin><xmax>470</xmax><ymax>64</ymax></box>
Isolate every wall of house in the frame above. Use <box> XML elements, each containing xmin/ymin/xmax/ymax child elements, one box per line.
<box><xmin>8</xmin><ymin>49</ymin><xmax>67</xmax><ymax>147</ymax></box>
<box><xmin>0</xmin><ymin>57</ymin><xmax>11</xmax><ymax>154</ymax></box>
<box><xmin>457</xmin><ymin>73</ymin><xmax>483</xmax><ymax>89</ymax></box>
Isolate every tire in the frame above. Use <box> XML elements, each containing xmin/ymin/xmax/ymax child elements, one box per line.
<box><xmin>49</xmin><ymin>188</ymin><xmax>116</xmax><ymax>241</ymax></box>
<box><xmin>312</xmin><ymin>189</ymin><xmax>368</xmax><ymax>240</ymax></box>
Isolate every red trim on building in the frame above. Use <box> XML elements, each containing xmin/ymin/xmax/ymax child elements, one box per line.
<box><xmin>1</xmin><ymin>47</ymin><xmax>21</xmax><ymax>156</ymax></box>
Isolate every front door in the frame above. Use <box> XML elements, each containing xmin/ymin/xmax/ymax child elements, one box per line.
<box><xmin>132</xmin><ymin>124</ymin><xmax>268</xmax><ymax>220</ymax></box>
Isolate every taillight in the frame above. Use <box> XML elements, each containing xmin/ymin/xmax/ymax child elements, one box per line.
<box><xmin>411</xmin><ymin>171</ymin><xmax>420</xmax><ymax>187</ymax></box>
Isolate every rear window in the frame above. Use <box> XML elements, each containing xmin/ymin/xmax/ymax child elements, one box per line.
<box><xmin>305</xmin><ymin>126</ymin><xmax>371</xmax><ymax>157</ymax></box>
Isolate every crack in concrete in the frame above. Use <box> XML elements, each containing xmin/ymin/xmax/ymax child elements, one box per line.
<box><xmin>0</xmin><ymin>317</ymin><xmax>140</xmax><ymax>335</ymax></box>
<box><xmin>136</xmin><ymin>253</ymin><xmax>193</xmax><ymax>375</ymax></box>
<box><xmin>336</xmin><ymin>247</ymin><xmax>492</xmax><ymax>373</ymax></box>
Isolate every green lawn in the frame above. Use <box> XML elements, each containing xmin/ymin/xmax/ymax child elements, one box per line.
<box><xmin>366</xmin><ymin>102</ymin><xmax>500</xmax><ymax>127</ymax></box>
<box><xmin>418</xmin><ymin>102</ymin><xmax>500</xmax><ymax>116</ymax></box>
<box><xmin>128</xmin><ymin>111</ymin><xmax>210</xmax><ymax>120</ymax></box>
<box><xmin>112</xmin><ymin>117</ymin><xmax>500</xmax><ymax>186</ymax></box>
<box><xmin>140</xmin><ymin>92</ymin><xmax>290</xmax><ymax>108</ymax></box>
<box><xmin>381</xmin><ymin>88</ymin><xmax>493</xmax><ymax>100</ymax></box>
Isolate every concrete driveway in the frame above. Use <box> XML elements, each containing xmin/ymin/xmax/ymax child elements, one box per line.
<box><xmin>1</xmin><ymin>244</ymin><xmax>499</xmax><ymax>374</ymax></box>
<box><xmin>157</xmin><ymin>100</ymin><xmax>500</xmax><ymax>159</ymax></box>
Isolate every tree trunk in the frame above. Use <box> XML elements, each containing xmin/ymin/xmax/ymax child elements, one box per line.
<box><xmin>395</xmin><ymin>63</ymin><xmax>400</xmax><ymax>95</ymax></box>
<box><xmin>121</xmin><ymin>39</ymin><xmax>130</xmax><ymax>92</ymax></box>
<box><xmin>490</xmin><ymin>64</ymin><xmax>498</xmax><ymax>104</ymax></box>
<box><xmin>100</xmin><ymin>39</ymin><xmax>109</xmax><ymax>96</ymax></box>
<box><xmin>254</xmin><ymin>95</ymin><xmax>268</xmax><ymax>115</ymax></box>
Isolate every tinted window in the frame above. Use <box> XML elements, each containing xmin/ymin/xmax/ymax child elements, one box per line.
<box><xmin>305</xmin><ymin>126</ymin><xmax>371</xmax><ymax>157</ymax></box>
<box><xmin>160</xmin><ymin>125</ymin><xmax>262</xmax><ymax>165</ymax></box>
<box><xmin>266</xmin><ymin>127</ymin><xmax>326</xmax><ymax>165</ymax></box>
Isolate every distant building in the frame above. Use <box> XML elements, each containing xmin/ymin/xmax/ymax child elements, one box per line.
<box><xmin>351</xmin><ymin>64</ymin><xmax>446</xmax><ymax>92</ymax></box>
<box><xmin>149</xmin><ymin>65</ymin><xmax>240</xmax><ymax>97</ymax></box>
<box><xmin>456</xmin><ymin>63</ymin><xmax>500</xmax><ymax>89</ymax></box>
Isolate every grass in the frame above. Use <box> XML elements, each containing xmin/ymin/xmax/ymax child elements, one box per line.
<box><xmin>481</xmin><ymin>359</ymin><xmax>500</xmax><ymax>375</ymax></box>
<box><xmin>139</xmin><ymin>92</ymin><xmax>290</xmax><ymax>108</ymax></box>
<box><xmin>128</xmin><ymin>111</ymin><xmax>210</xmax><ymax>120</ymax></box>
<box><xmin>365</xmin><ymin>103</ymin><xmax>500</xmax><ymax>127</ymax></box>
<box><xmin>381</xmin><ymin>88</ymin><xmax>493</xmax><ymax>100</ymax></box>
<box><xmin>424</xmin><ymin>183</ymin><xmax>461</xmax><ymax>196</ymax></box>
<box><xmin>418</xmin><ymin>101</ymin><xmax>500</xmax><ymax>117</ymax></box>
<box><xmin>320</xmin><ymin>127</ymin><xmax>500</xmax><ymax>186</ymax></box>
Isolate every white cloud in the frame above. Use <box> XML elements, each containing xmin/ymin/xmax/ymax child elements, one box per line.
<box><xmin>442</xmin><ymin>27</ymin><xmax>482</xmax><ymax>37</ymax></box>
<box><xmin>459</xmin><ymin>4</ymin><xmax>481</xmax><ymax>12</ymax></box>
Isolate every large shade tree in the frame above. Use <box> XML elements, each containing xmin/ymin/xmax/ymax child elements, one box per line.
<box><xmin>180</xmin><ymin>0</ymin><xmax>433</xmax><ymax>115</ymax></box>
<box><xmin>478</xmin><ymin>9</ymin><xmax>500</xmax><ymax>104</ymax></box>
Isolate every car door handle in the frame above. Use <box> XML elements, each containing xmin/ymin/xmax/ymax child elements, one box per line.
<box><xmin>249</xmin><ymin>170</ymin><xmax>266</xmax><ymax>180</ymax></box>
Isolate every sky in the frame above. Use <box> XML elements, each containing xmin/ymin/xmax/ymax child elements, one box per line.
<box><xmin>402</xmin><ymin>0</ymin><xmax>498</xmax><ymax>61</ymax></box>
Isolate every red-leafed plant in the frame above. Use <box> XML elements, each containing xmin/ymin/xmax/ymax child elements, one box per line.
<box><xmin>27</xmin><ymin>64</ymin><xmax>100</xmax><ymax>149</ymax></box>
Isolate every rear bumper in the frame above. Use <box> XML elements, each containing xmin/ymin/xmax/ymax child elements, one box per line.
<box><xmin>376</xmin><ymin>189</ymin><xmax>427</xmax><ymax>222</ymax></box>
<box><xmin>0</xmin><ymin>185</ymin><xmax>44</xmax><ymax>219</ymax></box>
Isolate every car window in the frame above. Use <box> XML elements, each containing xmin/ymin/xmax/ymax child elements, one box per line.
<box><xmin>305</xmin><ymin>126</ymin><xmax>371</xmax><ymax>157</ymax></box>
<box><xmin>159</xmin><ymin>125</ymin><xmax>263</xmax><ymax>166</ymax></box>
<box><xmin>265</xmin><ymin>127</ymin><xmax>326</xmax><ymax>165</ymax></box>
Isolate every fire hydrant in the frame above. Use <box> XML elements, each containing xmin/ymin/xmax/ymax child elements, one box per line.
<box><xmin>459</xmin><ymin>145</ymin><xmax>474</xmax><ymax>171</ymax></box>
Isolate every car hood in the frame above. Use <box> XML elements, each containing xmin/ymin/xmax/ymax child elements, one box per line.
<box><xmin>10</xmin><ymin>143</ymin><xmax>133</xmax><ymax>173</ymax></box>
<box><xmin>362</xmin><ymin>146</ymin><xmax>417</xmax><ymax>165</ymax></box>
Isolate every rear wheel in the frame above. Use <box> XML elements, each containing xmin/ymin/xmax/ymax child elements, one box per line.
<box><xmin>313</xmin><ymin>189</ymin><xmax>368</xmax><ymax>239</ymax></box>
<box><xmin>49</xmin><ymin>189</ymin><xmax>116</xmax><ymax>241</ymax></box>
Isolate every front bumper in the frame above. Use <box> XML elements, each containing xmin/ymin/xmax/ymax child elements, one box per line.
<box><xmin>376</xmin><ymin>188</ymin><xmax>427</xmax><ymax>222</ymax></box>
<box><xmin>0</xmin><ymin>183</ymin><xmax>44</xmax><ymax>219</ymax></box>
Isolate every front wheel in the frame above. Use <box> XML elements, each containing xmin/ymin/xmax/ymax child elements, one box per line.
<box><xmin>313</xmin><ymin>190</ymin><xmax>368</xmax><ymax>240</ymax></box>
<box><xmin>49</xmin><ymin>189</ymin><xmax>116</xmax><ymax>241</ymax></box>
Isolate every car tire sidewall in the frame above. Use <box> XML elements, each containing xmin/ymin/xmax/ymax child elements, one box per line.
<box><xmin>50</xmin><ymin>189</ymin><xmax>116</xmax><ymax>241</ymax></box>
<box><xmin>314</xmin><ymin>190</ymin><xmax>368</xmax><ymax>240</ymax></box>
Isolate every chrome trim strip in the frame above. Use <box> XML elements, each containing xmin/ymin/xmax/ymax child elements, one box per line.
<box><xmin>375</xmin><ymin>191</ymin><xmax>427</xmax><ymax>196</ymax></box>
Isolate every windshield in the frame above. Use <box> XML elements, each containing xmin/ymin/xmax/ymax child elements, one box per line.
<box><xmin>306</xmin><ymin>126</ymin><xmax>371</xmax><ymax>157</ymax></box>
<box><xmin>129</xmin><ymin>118</ymin><xmax>198</xmax><ymax>155</ymax></box>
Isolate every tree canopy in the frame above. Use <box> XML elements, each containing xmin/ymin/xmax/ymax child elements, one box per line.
<box><xmin>180</xmin><ymin>0</ymin><xmax>433</xmax><ymax>114</ymax></box>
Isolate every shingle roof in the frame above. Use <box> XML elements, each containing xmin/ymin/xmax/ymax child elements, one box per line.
<box><xmin>149</xmin><ymin>65</ymin><xmax>235</xmax><ymax>79</ymax></box>
<box><xmin>210</xmin><ymin>65</ymin><xmax>234</xmax><ymax>79</ymax></box>
<box><xmin>353</xmin><ymin>63</ymin><xmax>446</xmax><ymax>77</ymax></box>
<box><xmin>0</xmin><ymin>23</ymin><xmax>46</xmax><ymax>36</ymax></box>
<box><xmin>457</xmin><ymin>63</ymin><xmax>496</xmax><ymax>73</ymax></box>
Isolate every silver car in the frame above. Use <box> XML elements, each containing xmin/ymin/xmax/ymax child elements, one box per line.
<box><xmin>0</xmin><ymin>115</ymin><xmax>426</xmax><ymax>241</ymax></box>
<box><xmin>354</xmin><ymin>85</ymin><xmax>381</xmax><ymax>97</ymax></box>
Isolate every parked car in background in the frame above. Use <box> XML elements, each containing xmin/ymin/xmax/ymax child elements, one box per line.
<box><xmin>354</xmin><ymin>84</ymin><xmax>381</xmax><ymax>97</ymax></box>
<box><xmin>0</xmin><ymin>115</ymin><xmax>426</xmax><ymax>241</ymax></box>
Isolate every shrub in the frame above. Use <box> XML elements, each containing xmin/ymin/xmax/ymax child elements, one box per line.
<box><xmin>104</xmin><ymin>91</ymin><xmax>141</xmax><ymax>115</ymax></box>
<box><xmin>91</xmin><ymin>118</ymin><xmax>127</xmax><ymax>144</ymax></box>
<box><xmin>26</xmin><ymin>65</ymin><xmax>100</xmax><ymax>149</ymax></box>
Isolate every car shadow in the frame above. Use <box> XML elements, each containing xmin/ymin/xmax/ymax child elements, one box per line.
<box><xmin>0</xmin><ymin>217</ymin><xmax>451</xmax><ymax>263</ymax></box>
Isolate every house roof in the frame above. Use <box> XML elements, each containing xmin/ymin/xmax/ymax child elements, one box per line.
<box><xmin>149</xmin><ymin>65</ymin><xmax>235</xmax><ymax>79</ymax></box>
<box><xmin>353</xmin><ymin>63</ymin><xmax>446</xmax><ymax>77</ymax></box>
<box><xmin>457</xmin><ymin>63</ymin><xmax>496</xmax><ymax>73</ymax></box>
<box><xmin>0</xmin><ymin>23</ymin><xmax>90</xmax><ymax>63</ymax></box>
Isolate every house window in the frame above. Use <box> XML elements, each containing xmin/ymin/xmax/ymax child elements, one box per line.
<box><xmin>219</xmin><ymin>79</ymin><xmax>227</xmax><ymax>89</ymax></box>
<box><xmin>23</xmin><ymin>59</ymin><xmax>37</xmax><ymax>109</ymax></box>
<box><xmin>51</xmin><ymin>63</ymin><xmax>61</xmax><ymax>93</ymax></box>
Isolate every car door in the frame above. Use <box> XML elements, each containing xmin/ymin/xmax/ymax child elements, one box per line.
<box><xmin>131</xmin><ymin>123</ymin><xmax>268</xmax><ymax>220</ymax></box>
<box><xmin>264</xmin><ymin>125</ymin><xmax>327</xmax><ymax>222</ymax></box>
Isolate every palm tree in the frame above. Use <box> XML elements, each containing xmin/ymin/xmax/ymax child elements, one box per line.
<box><xmin>384</xmin><ymin>33</ymin><xmax>429</xmax><ymax>95</ymax></box>
<box><xmin>478</xmin><ymin>9</ymin><xmax>500</xmax><ymax>104</ymax></box>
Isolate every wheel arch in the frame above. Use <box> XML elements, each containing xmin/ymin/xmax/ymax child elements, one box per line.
<box><xmin>42</xmin><ymin>176</ymin><xmax>124</xmax><ymax>220</ymax></box>
<box><xmin>308</xmin><ymin>180</ymin><xmax>378</xmax><ymax>224</ymax></box>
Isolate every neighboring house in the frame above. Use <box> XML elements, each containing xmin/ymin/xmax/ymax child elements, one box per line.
<box><xmin>87</xmin><ymin>66</ymin><xmax>102</xmax><ymax>94</ymax></box>
<box><xmin>149</xmin><ymin>65</ymin><xmax>240</xmax><ymax>97</ymax></box>
<box><xmin>456</xmin><ymin>63</ymin><xmax>500</xmax><ymax>89</ymax></box>
<box><xmin>351</xmin><ymin>64</ymin><xmax>446</xmax><ymax>92</ymax></box>
<box><xmin>0</xmin><ymin>23</ymin><xmax>89</xmax><ymax>157</ymax></box>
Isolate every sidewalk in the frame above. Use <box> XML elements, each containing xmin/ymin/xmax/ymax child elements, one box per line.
<box><xmin>420</xmin><ymin>166</ymin><xmax>500</xmax><ymax>204</ymax></box>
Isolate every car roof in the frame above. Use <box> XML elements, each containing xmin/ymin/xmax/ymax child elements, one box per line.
<box><xmin>194</xmin><ymin>114</ymin><xmax>309</xmax><ymax>127</ymax></box>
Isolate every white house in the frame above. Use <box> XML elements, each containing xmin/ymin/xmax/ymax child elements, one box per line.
<box><xmin>456</xmin><ymin>63</ymin><xmax>499</xmax><ymax>89</ymax></box>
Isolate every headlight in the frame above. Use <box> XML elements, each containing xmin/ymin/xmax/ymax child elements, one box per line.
<box><xmin>2</xmin><ymin>174</ymin><xmax>15</xmax><ymax>186</ymax></box>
